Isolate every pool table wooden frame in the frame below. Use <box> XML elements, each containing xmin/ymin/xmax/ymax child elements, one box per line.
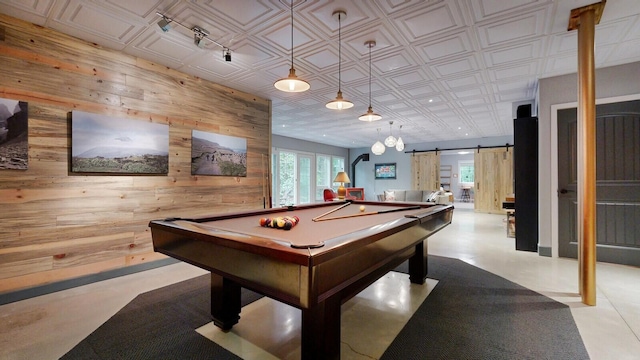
<box><xmin>149</xmin><ymin>201</ymin><xmax>453</xmax><ymax>359</ymax></box>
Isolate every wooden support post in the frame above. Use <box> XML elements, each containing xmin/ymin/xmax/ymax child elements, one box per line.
<box><xmin>568</xmin><ymin>0</ymin><xmax>605</xmax><ymax>306</ymax></box>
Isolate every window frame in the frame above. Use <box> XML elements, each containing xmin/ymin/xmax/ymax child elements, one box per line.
<box><xmin>458</xmin><ymin>160</ymin><xmax>475</xmax><ymax>187</ymax></box>
<box><xmin>272</xmin><ymin>148</ymin><xmax>345</xmax><ymax>205</ymax></box>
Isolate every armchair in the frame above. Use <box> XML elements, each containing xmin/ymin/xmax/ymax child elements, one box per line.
<box><xmin>323</xmin><ymin>189</ymin><xmax>337</xmax><ymax>202</ymax></box>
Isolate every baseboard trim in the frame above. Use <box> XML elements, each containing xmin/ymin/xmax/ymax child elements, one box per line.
<box><xmin>0</xmin><ymin>258</ymin><xmax>180</xmax><ymax>306</ymax></box>
<box><xmin>538</xmin><ymin>246</ymin><xmax>552</xmax><ymax>257</ymax></box>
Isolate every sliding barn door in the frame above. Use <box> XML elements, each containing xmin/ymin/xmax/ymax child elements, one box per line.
<box><xmin>411</xmin><ymin>152</ymin><xmax>440</xmax><ymax>191</ymax></box>
<box><xmin>474</xmin><ymin>148</ymin><xmax>513</xmax><ymax>214</ymax></box>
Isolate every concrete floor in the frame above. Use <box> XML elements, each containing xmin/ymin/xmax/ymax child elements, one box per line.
<box><xmin>1</xmin><ymin>204</ymin><xmax>639</xmax><ymax>359</ymax></box>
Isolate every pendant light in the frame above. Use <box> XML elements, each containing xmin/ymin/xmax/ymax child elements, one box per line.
<box><xmin>359</xmin><ymin>40</ymin><xmax>382</xmax><ymax>122</ymax></box>
<box><xmin>395</xmin><ymin>125</ymin><xmax>405</xmax><ymax>151</ymax></box>
<box><xmin>326</xmin><ymin>10</ymin><xmax>353</xmax><ymax>110</ymax></box>
<box><xmin>384</xmin><ymin>121</ymin><xmax>397</xmax><ymax>147</ymax></box>
<box><xmin>274</xmin><ymin>0</ymin><xmax>310</xmax><ymax>92</ymax></box>
<box><xmin>371</xmin><ymin>128</ymin><xmax>385</xmax><ymax>155</ymax></box>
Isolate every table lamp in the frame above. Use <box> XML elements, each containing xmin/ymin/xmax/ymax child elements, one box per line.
<box><xmin>333</xmin><ymin>171</ymin><xmax>351</xmax><ymax>200</ymax></box>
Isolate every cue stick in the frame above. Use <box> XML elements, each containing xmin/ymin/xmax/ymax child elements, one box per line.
<box><xmin>311</xmin><ymin>201</ymin><xmax>352</xmax><ymax>221</ymax></box>
<box><xmin>313</xmin><ymin>205</ymin><xmax>422</xmax><ymax>222</ymax></box>
<box><xmin>261</xmin><ymin>154</ymin><xmax>266</xmax><ymax>209</ymax></box>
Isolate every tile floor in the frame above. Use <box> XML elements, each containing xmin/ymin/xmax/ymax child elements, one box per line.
<box><xmin>1</xmin><ymin>204</ymin><xmax>639</xmax><ymax>359</ymax></box>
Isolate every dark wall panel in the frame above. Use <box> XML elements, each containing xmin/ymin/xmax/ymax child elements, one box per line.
<box><xmin>514</xmin><ymin>116</ymin><xmax>538</xmax><ymax>252</ymax></box>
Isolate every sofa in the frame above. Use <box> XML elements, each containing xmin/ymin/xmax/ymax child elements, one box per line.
<box><xmin>377</xmin><ymin>189</ymin><xmax>453</xmax><ymax>205</ymax></box>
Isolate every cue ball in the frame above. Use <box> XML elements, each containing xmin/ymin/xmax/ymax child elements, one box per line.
<box><xmin>359</xmin><ymin>205</ymin><xmax>365</xmax><ymax>212</ymax></box>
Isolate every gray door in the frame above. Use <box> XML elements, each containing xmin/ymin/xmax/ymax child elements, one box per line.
<box><xmin>558</xmin><ymin>100</ymin><xmax>640</xmax><ymax>266</ymax></box>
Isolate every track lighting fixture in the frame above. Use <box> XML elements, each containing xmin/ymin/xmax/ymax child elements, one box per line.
<box><xmin>155</xmin><ymin>12</ymin><xmax>232</xmax><ymax>60</ymax></box>
<box><xmin>274</xmin><ymin>0</ymin><xmax>310</xmax><ymax>92</ymax></box>
<box><xmin>326</xmin><ymin>10</ymin><xmax>353</xmax><ymax>110</ymax></box>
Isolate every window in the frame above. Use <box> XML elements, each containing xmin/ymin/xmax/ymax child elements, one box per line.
<box><xmin>316</xmin><ymin>155</ymin><xmax>331</xmax><ymax>200</ymax></box>
<box><xmin>272</xmin><ymin>149</ymin><xmax>345</xmax><ymax>205</ymax></box>
<box><xmin>278</xmin><ymin>151</ymin><xmax>296</xmax><ymax>206</ymax></box>
<box><xmin>458</xmin><ymin>160</ymin><xmax>474</xmax><ymax>186</ymax></box>
<box><xmin>331</xmin><ymin>157</ymin><xmax>345</xmax><ymax>187</ymax></box>
<box><xmin>317</xmin><ymin>154</ymin><xmax>345</xmax><ymax>201</ymax></box>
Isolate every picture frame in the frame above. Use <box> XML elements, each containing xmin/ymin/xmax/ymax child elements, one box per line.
<box><xmin>191</xmin><ymin>129</ymin><xmax>247</xmax><ymax>176</ymax></box>
<box><xmin>0</xmin><ymin>97</ymin><xmax>28</xmax><ymax>170</ymax></box>
<box><xmin>374</xmin><ymin>163</ymin><xmax>396</xmax><ymax>179</ymax></box>
<box><xmin>71</xmin><ymin>110</ymin><xmax>169</xmax><ymax>174</ymax></box>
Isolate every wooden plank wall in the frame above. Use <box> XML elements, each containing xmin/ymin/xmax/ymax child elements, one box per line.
<box><xmin>0</xmin><ymin>14</ymin><xmax>271</xmax><ymax>294</ymax></box>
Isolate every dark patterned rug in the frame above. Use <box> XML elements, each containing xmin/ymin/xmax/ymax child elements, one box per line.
<box><xmin>61</xmin><ymin>256</ymin><xmax>589</xmax><ymax>359</ymax></box>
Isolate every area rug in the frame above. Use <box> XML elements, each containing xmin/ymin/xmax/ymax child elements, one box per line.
<box><xmin>61</xmin><ymin>256</ymin><xmax>589</xmax><ymax>359</ymax></box>
<box><xmin>384</xmin><ymin>256</ymin><xmax>589</xmax><ymax>359</ymax></box>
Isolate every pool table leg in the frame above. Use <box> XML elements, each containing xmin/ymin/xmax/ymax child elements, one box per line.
<box><xmin>301</xmin><ymin>294</ymin><xmax>341</xmax><ymax>360</ymax></box>
<box><xmin>210</xmin><ymin>273</ymin><xmax>241</xmax><ymax>331</ymax></box>
<box><xmin>408</xmin><ymin>240</ymin><xmax>428</xmax><ymax>284</ymax></box>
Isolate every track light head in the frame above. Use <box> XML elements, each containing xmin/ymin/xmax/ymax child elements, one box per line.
<box><xmin>157</xmin><ymin>17</ymin><xmax>172</xmax><ymax>32</ymax></box>
<box><xmin>192</xmin><ymin>26</ymin><xmax>209</xmax><ymax>48</ymax></box>
<box><xmin>223</xmin><ymin>48</ymin><xmax>231</xmax><ymax>62</ymax></box>
<box><xmin>194</xmin><ymin>35</ymin><xmax>205</xmax><ymax>48</ymax></box>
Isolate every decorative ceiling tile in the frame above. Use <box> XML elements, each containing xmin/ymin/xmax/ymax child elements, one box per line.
<box><xmin>623</xmin><ymin>15</ymin><xmax>640</xmax><ymax>41</ymax></box>
<box><xmin>393</xmin><ymin>1</ymin><xmax>464</xmax><ymax>41</ymax></box>
<box><xmin>229</xmin><ymin>40</ymin><xmax>278</xmax><ymax>67</ymax></box>
<box><xmin>469</xmin><ymin>0</ymin><xmax>542</xmax><ymax>22</ymax></box>
<box><xmin>543</xmin><ymin>54</ymin><xmax>577</xmax><ymax>75</ymax></box>
<box><xmin>431</xmin><ymin>55</ymin><xmax>479</xmax><ymax>78</ymax></box>
<box><xmin>129</xmin><ymin>29</ymin><xmax>200</xmax><ymax>64</ymax></box>
<box><xmin>450</xmin><ymin>87</ymin><xmax>487</xmax><ymax>100</ymax></box>
<box><xmin>304</xmin><ymin>48</ymin><xmax>337</xmax><ymax>69</ymax></box>
<box><xmin>0</xmin><ymin>0</ymin><xmax>55</xmax><ymax>24</ymax></box>
<box><xmin>476</xmin><ymin>8</ymin><xmax>547</xmax><ymax>48</ymax></box>
<box><xmin>191</xmin><ymin>0</ymin><xmax>277</xmax><ymax>29</ymax></box>
<box><xmin>1</xmin><ymin>0</ymin><xmax>638</xmax><ymax>148</ymax></box>
<box><xmin>548</xmin><ymin>32</ymin><xmax>577</xmax><ymax>55</ymax></box>
<box><xmin>483</xmin><ymin>39</ymin><xmax>544</xmax><ymax>67</ymax></box>
<box><xmin>403</xmin><ymin>83</ymin><xmax>439</xmax><ymax>97</ymax></box>
<box><xmin>103</xmin><ymin>0</ymin><xmax>178</xmax><ymax>19</ymax></box>
<box><xmin>610</xmin><ymin>38</ymin><xmax>640</xmax><ymax>61</ymax></box>
<box><xmin>416</xmin><ymin>30</ymin><xmax>474</xmax><ymax>63</ymax></box>
<box><xmin>51</xmin><ymin>0</ymin><xmax>146</xmax><ymax>48</ymax></box>
<box><xmin>487</xmin><ymin>62</ymin><xmax>538</xmax><ymax>82</ymax></box>
<box><xmin>389</xmin><ymin>70</ymin><xmax>428</xmax><ymax>86</ymax></box>
<box><xmin>373</xmin><ymin>51</ymin><xmax>414</xmax><ymax>72</ymax></box>
<box><xmin>441</xmin><ymin>72</ymin><xmax>485</xmax><ymax>90</ymax></box>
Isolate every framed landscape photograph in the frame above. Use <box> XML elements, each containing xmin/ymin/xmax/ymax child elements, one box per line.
<box><xmin>71</xmin><ymin>110</ymin><xmax>169</xmax><ymax>174</ymax></box>
<box><xmin>191</xmin><ymin>129</ymin><xmax>247</xmax><ymax>176</ymax></box>
<box><xmin>0</xmin><ymin>97</ymin><xmax>28</xmax><ymax>170</ymax></box>
<box><xmin>375</xmin><ymin>163</ymin><xmax>396</xmax><ymax>179</ymax></box>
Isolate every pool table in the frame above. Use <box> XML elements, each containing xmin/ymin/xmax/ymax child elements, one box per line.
<box><xmin>149</xmin><ymin>200</ymin><xmax>453</xmax><ymax>359</ymax></box>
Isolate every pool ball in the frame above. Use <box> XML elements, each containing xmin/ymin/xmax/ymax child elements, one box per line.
<box><xmin>359</xmin><ymin>205</ymin><xmax>365</xmax><ymax>212</ymax></box>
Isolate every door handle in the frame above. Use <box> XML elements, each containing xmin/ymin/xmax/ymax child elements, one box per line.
<box><xmin>559</xmin><ymin>188</ymin><xmax>575</xmax><ymax>194</ymax></box>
